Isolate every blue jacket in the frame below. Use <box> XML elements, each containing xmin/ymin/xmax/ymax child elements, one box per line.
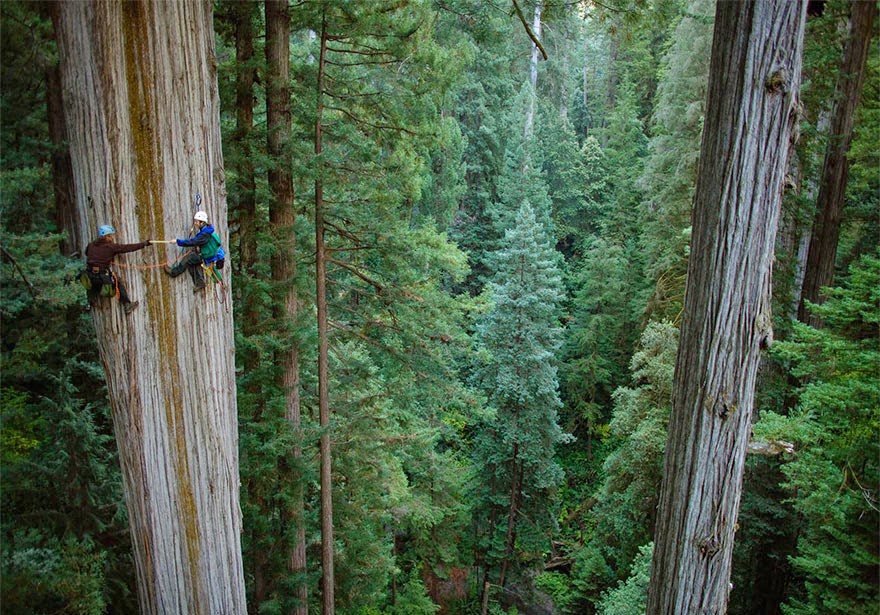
<box><xmin>177</xmin><ymin>225</ymin><xmax>225</xmax><ymax>264</ymax></box>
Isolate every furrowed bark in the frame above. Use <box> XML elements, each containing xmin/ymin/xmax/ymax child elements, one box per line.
<box><xmin>53</xmin><ymin>2</ymin><xmax>246</xmax><ymax>612</ymax></box>
<box><xmin>647</xmin><ymin>1</ymin><xmax>807</xmax><ymax>613</ymax></box>
<box><xmin>316</xmin><ymin>10</ymin><xmax>337</xmax><ymax>614</ymax></box>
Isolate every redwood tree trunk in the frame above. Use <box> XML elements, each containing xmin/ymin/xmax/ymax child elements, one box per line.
<box><xmin>42</xmin><ymin>2</ymin><xmax>77</xmax><ymax>255</ymax></box>
<box><xmin>797</xmin><ymin>0</ymin><xmax>876</xmax><ymax>326</ymax></box>
<box><xmin>265</xmin><ymin>1</ymin><xmax>309</xmax><ymax>612</ymax></box>
<box><xmin>53</xmin><ymin>2</ymin><xmax>247</xmax><ymax>613</ymax></box>
<box><xmin>316</xmin><ymin>13</ymin><xmax>336</xmax><ymax>614</ymax></box>
<box><xmin>45</xmin><ymin>61</ymin><xmax>77</xmax><ymax>255</ymax></box>
<box><xmin>647</xmin><ymin>2</ymin><xmax>806</xmax><ymax>614</ymax></box>
<box><xmin>231</xmin><ymin>1</ymin><xmax>258</xmax><ymax>301</ymax></box>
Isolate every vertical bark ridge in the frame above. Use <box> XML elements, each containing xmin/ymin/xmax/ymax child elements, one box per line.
<box><xmin>55</xmin><ymin>1</ymin><xmax>246</xmax><ymax>612</ymax></box>
<box><xmin>648</xmin><ymin>1</ymin><xmax>806</xmax><ymax>613</ymax></box>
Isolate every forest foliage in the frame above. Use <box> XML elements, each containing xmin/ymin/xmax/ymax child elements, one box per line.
<box><xmin>1</xmin><ymin>0</ymin><xmax>877</xmax><ymax>613</ymax></box>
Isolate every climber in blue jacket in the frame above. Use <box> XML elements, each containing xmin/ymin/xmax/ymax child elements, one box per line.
<box><xmin>164</xmin><ymin>211</ymin><xmax>225</xmax><ymax>292</ymax></box>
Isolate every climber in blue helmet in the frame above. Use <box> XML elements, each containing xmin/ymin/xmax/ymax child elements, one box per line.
<box><xmin>83</xmin><ymin>224</ymin><xmax>152</xmax><ymax>314</ymax></box>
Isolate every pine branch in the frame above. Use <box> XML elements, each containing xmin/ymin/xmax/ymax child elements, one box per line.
<box><xmin>325</xmin><ymin>43</ymin><xmax>395</xmax><ymax>57</ymax></box>
<box><xmin>323</xmin><ymin>104</ymin><xmax>420</xmax><ymax>135</ymax></box>
<box><xmin>324</xmin><ymin>57</ymin><xmax>403</xmax><ymax>68</ymax></box>
<box><xmin>323</xmin><ymin>219</ymin><xmax>363</xmax><ymax>244</ymax></box>
<box><xmin>327</xmin><ymin>256</ymin><xmax>385</xmax><ymax>292</ymax></box>
<box><xmin>1</xmin><ymin>246</ymin><xmax>39</xmax><ymax>300</ymax></box>
<box><xmin>324</xmin><ymin>88</ymin><xmax>385</xmax><ymax>100</ymax></box>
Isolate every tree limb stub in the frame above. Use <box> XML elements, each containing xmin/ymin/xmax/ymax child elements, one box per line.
<box><xmin>747</xmin><ymin>440</ymin><xmax>795</xmax><ymax>456</ymax></box>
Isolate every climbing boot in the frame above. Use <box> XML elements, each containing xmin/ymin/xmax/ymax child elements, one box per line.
<box><xmin>193</xmin><ymin>285</ymin><xmax>206</xmax><ymax>295</ymax></box>
<box><xmin>123</xmin><ymin>300</ymin><xmax>139</xmax><ymax>315</ymax></box>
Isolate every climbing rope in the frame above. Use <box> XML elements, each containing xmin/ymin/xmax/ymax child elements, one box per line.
<box><xmin>108</xmin><ymin>190</ymin><xmax>228</xmax><ymax>309</ymax></box>
<box><xmin>201</xmin><ymin>262</ymin><xmax>229</xmax><ymax>312</ymax></box>
<box><xmin>114</xmin><ymin>251</ymin><xmax>187</xmax><ymax>271</ymax></box>
<box><xmin>114</xmin><ymin>253</ymin><xmax>229</xmax><ymax>310</ymax></box>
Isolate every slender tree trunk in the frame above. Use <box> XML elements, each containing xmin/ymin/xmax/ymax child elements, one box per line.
<box><xmin>480</xmin><ymin>579</ymin><xmax>491</xmax><ymax>615</ymax></box>
<box><xmin>647</xmin><ymin>2</ymin><xmax>806</xmax><ymax>614</ymax></box>
<box><xmin>232</xmin><ymin>1</ymin><xmax>258</xmax><ymax>291</ymax></box>
<box><xmin>558</xmin><ymin>22</ymin><xmax>570</xmax><ymax>119</ymax></box>
<box><xmin>798</xmin><ymin>0</ymin><xmax>876</xmax><ymax>326</ymax></box>
<box><xmin>316</xmin><ymin>12</ymin><xmax>336</xmax><ymax>615</ymax></box>
<box><xmin>773</xmin><ymin>110</ymin><xmax>830</xmax><ymax>323</ymax></box>
<box><xmin>45</xmin><ymin>60</ymin><xmax>77</xmax><ymax>255</ymax></box>
<box><xmin>497</xmin><ymin>445</ymin><xmax>520</xmax><ymax>590</ymax></box>
<box><xmin>478</xmin><ymin>478</ymin><xmax>499</xmax><ymax>615</ymax></box>
<box><xmin>605</xmin><ymin>33</ymin><xmax>620</xmax><ymax>130</ymax></box>
<box><xmin>227</xmin><ymin>0</ymin><xmax>263</xmax><ymax>409</ymax></box>
<box><xmin>524</xmin><ymin>0</ymin><xmax>542</xmax><ymax>140</ymax></box>
<box><xmin>265</xmin><ymin>1</ymin><xmax>309</xmax><ymax>612</ymax></box>
<box><xmin>53</xmin><ymin>2</ymin><xmax>247</xmax><ymax>613</ymax></box>
<box><xmin>41</xmin><ymin>3</ymin><xmax>77</xmax><ymax>256</ymax></box>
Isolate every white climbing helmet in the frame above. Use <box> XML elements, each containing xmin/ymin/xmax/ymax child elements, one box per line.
<box><xmin>193</xmin><ymin>211</ymin><xmax>209</xmax><ymax>223</ymax></box>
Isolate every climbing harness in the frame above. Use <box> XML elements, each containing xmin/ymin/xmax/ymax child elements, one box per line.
<box><xmin>79</xmin><ymin>267</ymin><xmax>120</xmax><ymax>299</ymax></box>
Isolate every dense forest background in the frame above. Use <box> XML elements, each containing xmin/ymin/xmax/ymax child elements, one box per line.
<box><xmin>1</xmin><ymin>0</ymin><xmax>877</xmax><ymax>613</ymax></box>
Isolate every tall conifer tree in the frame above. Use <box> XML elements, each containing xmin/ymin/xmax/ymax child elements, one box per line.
<box><xmin>759</xmin><ymin>254</ymin><xmax>879</xmax><ymax>614</ymax></box>
<box><xmin>472</xmin><ymin>202</ymin><xmax>569</xmax><ymax>603</ymax></box>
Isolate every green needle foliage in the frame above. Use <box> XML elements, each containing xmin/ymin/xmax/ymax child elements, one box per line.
<box><xmin>471</xmin><ymin>201</ymin><xmax>570</xmax><ymax>585</ymax></box>
<box><xmin>756</xmin><ymin>253</ymin><xmax>879</xmax><ymax>615</ymax></box>
<box><xmin>2</xmin><ymin>0</ymin><xmax>875</xmax><ymax>611</ymax></box>
<box><xmin>564</xmin><ymin>321</ymin><xmax>677</xmax><ymax>614</ymax></box>
<box><xmin>639</xmin><ymin>0</ymin><xmax>714</xmax><ymax>321</ymax></box>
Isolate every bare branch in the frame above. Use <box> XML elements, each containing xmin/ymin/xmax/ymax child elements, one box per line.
<box><xmin>325</xmin><ymin>43</ymin><xmax>394</xmax><ymax>57</ymax></box>
<box><xmin>1</xmin><ymin>246</ymin><xmax>39</xmax><ymax>300</ymax></box>
<box><xmin>327</xmin><ymin>257</ymin><xmax>385</xmax><ymax>292</ymax></box>
<box><xmin>512</xmin><ymin>0</ymin><xmax>548</xmax><ymax>61</ymax></box>
<box><xmin>323</xmin><ymin>104</ymin><xmax>420</xmax><ymax>136</ymax></box>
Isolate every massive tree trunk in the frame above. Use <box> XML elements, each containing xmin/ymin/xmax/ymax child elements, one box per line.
<box><xmin>53</xmin><ymin>2</ymin><xmax>247</xmax><ymax>613</ymax></box>
<box><xmin>797</xmin><ymin>0</ymin><xmax>876</xmax><ymax>326</ymax></box>
<box><xmin>265</xmin><ymin>1</ymin><xmax>309</xmax><ymax>612</ymax></box>
<box><xmin>647</xmin><ymin>2</ymin><xmax>806</xmax><ymax>614</ymax></box>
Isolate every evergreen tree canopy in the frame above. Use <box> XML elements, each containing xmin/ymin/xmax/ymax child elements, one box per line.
<box><xmin>472</xmin><ymin>201</ymin><xmax>570</xmax><ymax>579</ymax></box>
<box><xmin>757</xmin><ymin>253</ymin><xmax>879</xmax><ymax>615</ymax></box>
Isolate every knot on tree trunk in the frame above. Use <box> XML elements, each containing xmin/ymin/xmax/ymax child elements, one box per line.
<box><xmin>698</xmin><ymin>534</ymin><xmax>722</xmax><ymax>557</ymax></box>
<box><xmin>764</xmin><ymin>66</ymin><xmax>789</xmax><ymax>94</ymax></box>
